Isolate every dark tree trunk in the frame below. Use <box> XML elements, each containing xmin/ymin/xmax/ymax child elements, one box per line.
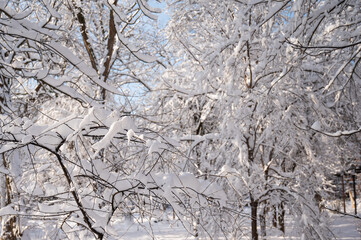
<box><xmin>272</xmin><ymin>205</ymin><xmax>277</xmax><ymax>228</ymax></box>
<box><xmin>260</xmin><ymin>206</ymin><xmax>267</xmax><ymax>239</ymax></box>
<box><xmin>1</xmin><ymin>154</ymin><xmax>19</xmax><ymax>240</ymax></box>
<box><xmin>1</xmin><ymin>216</ymin><xmax>18</xmax><ymax>240</ymax></box>
<box><xmin>250</xmin><ymin>198</ymin><xmax>259</xmax><ymax>240</ymax></box>
<box><xmin>342</xmin><ymin>174</ymin><xmax>346</xmax><ymax>213</ymax></box>
<box><xmin>278</xmin><ymin>203</ymin><xmax>285</xmax><ymax>233</ymax></box>
<box><xmin>272</xmin><ymin>203</ymin><xmax>285</xmax><ymax>233</ymax></box>
<box><xmin>352</xmin><ymin>175</ymin><xmax>357</xmax><ymax>215</ymax></box>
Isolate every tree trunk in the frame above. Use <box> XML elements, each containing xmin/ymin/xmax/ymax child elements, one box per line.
<box><xmin>352</xmin><ymin>175</ymin><xmax>357</xmax><ymax>215</ymax></box>
<box><xmin>272</xmin><ymin>206</ymin><xmax>277</xmax><ymax>228</ymax></box>
<box><xmin>272</xmin><ymin>203</ymin><xmax>285</xmax><ymax>233</ymax></box>
<box><xmin>260</xmin><ymin>206</ymin><xmax>267</xmax><ymax>239</ymax></box>
<box><xmin>342</xmin><ymin>174</ymin><xmax>346</xmax><ymax>213</ymax></box>
<box><xmin>0</xmin><ymin>154</ymin><xmax>19</xmax><ymax>240</ymax></box>
<box><xmin>250</xmin><ymin>198</ymin><xmax>258</xmax><ymax>240</ymax></box>
<box><xmin>278</xmin><ymin>203</ymin><xmax>285</xmax><ymax>233</ymax></box>
<box><xmin>1</xmin><ymin>216</ymin><xmax>17</xmax><ymax>240</ymax></box>
<box><xmin>0</xmin><ymin>155</ymin><xmax>6</xmax><ymax>233</ymax></box>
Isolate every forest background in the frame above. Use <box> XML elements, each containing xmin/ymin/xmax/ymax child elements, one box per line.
<box><xmin>0</xmin><ymin>0</ymin><xmax>360</xmax><ymax>239</ymax></box>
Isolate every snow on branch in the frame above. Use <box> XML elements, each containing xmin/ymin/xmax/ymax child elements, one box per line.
<box><xmin>311</xmin><ymin>127</ymin><xmax>361</xmax><ymax>137</ymax></box>
<box><xmin>136</xmin><ymin>0</ymin><xmax>161</xmax><ymax>21</ymax></box>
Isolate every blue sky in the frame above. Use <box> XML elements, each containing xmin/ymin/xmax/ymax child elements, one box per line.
<box><xmin>148</xmin><ymin>0</ymin><xmax>170</xmax><ymax>28</ymax></box>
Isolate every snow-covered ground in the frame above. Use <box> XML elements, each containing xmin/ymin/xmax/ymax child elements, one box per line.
<box><xmin>115</xmin><ymin>210</ymin><xmax>361</xmax><ymax>240</ymax></box>
<box><xmin>18</xmin><ymin>201</ymin><xmax>361</xmax><ymax>239</ymax></box>
<box><xmin>17</xmin><ymin>212</ymin><xmax>361</xmax><ymax>240</ymax></box>
<box><xmin>115</xmin><ymin>215</ymin><xmax>360</xmax><ymax>240</ymax></box>
<box><xmin>328</xmin><ymin>199</ymin><xmax>361</xmax><ymax>240</ymax></box>
<box><xmin>266</xmin><ymin>214</ymin><xmax>360</xmax><ymax>240</ymax></box>
<box><xmin>114</xmin><ymin>219</ymin><xmax>196</xmax><ymax>240</ymax></box>
<box><xmin>329</xmin><ymin>215</ymin><xmax>361</xmax><ymax>240</ymax></box>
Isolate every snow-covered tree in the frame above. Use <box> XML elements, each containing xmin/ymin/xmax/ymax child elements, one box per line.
<box><xmin>156</xmin><ymin>0</ymin><xmax>361</xmax><ymax>239</ymax></box>
<box><xmin>0</xmin><ymin>0</ymin><xmax>360</xmax><ymax>239</ymax></box>
<box><xmin>0</xmin><ymin>0</ymin><xmax>225</xmax><ymax>239</ymax></box>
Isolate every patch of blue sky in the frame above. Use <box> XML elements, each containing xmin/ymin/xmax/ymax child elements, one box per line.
<box><xmin>148</xmin><ymin>0</ymin><xmax>170</xmax><ymax>28</ymax></box>
<box><xmin>111</xmin><ymin>1</ymin><xmax>170</xmax><ymax>112</ymax></box>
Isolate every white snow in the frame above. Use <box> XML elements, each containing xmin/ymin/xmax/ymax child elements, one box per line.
<box><xmin>92</xmin><ymin>116</ymin><xmax>138</xmax><ymax>153</ymax></box>
<box><xmin>0</xmin><ymin>205</ymin><xmax>17</xmax><ymax>216</ymax></box>
<box><xmin>0</xmin><ymin>166</ymin><xmax>10</xmax><ymax>175</ymax></box>
<box><xmin>92</xmin><ymin>210</ymin><xmax>361</xmax><ymax>240</ymax></box>
<box><xmin>127</xmin><ymin>129</ymin><xmax>135</xmax><ymax>144</ymax></box>
<box><xmin>43</xmin><ymin>0</ymin><xmax>61</xmax><ymax>19</ymax></box>
<box><xmin>311</xmin><ymin>121</ymin><xmax>321</xmax><ymax>131</ymax></box>
<box><xmin>147</xmin><ymin>139</ymin><xmax>166</xmax><ymax>155</ymax></box>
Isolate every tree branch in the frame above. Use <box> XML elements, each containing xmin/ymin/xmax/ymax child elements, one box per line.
<box><xmin>102</xmin><ymin>7</ymin><xmax>117</xmax><ymax>100</ymax></box>
<box><xmin>72</xmin><ymin>0</ymin><xmax>98</xmax><ymax>72</ymax></box>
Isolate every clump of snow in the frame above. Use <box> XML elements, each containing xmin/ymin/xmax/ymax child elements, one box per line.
<box><xmin>311</xmin><ymin>121</ymin><xmax>321</xmax><ymax>131</ymax></box>
<box><xmin>0</xmin><ymin>205</ymin><xmax>17</xmax><ymax>216</ymax></box>
<box><xmin>127</xmin><ymin>129</ymin><xmax>135</xmax><ymax>145</ymax></box>
<box><xmin>147</xmin><ymin>138</ymin><xmax>167</xmax><ymax>155</ymax></box>
<box><xmin>92</xmin><ymin>116</ymin><xmax>138</xmax><ymax>154</ymax></box>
